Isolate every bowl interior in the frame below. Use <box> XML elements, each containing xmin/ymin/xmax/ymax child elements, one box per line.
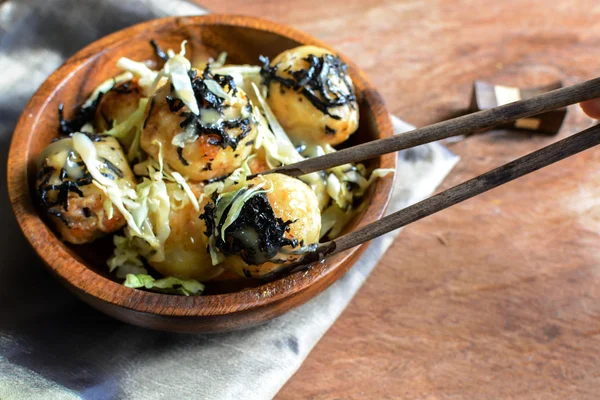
<box><xmin>11</xmin><ymin>16</ymin><xmax>394</xmax><ymax>320</ymax></box>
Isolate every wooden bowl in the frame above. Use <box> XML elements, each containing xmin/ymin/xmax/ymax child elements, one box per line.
<box><xmin>7</xmin><ymin>15</ymin><xmax>395</xmax><ymax>333</ymax></box>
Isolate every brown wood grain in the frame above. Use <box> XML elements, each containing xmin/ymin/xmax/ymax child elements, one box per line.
<box><xmin>198</xmin><ymin>0</ymin><xmax>600</xmax><ymax>398</ymax></box>
<box><xmin>6</xmin><ymin>15</ymin><xmax>395</xmax><ymax>333</ymax></box>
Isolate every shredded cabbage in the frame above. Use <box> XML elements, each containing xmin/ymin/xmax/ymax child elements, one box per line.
<box><xmin>107</xmin><ymin>235</ymin><xmax>147</xmax><ymax>278</ymax></box>
<box><xmin>319</xmin><ymin>203</ymin><xmax>359</xmax><ymax>239</ymax></box>
<box><xmin>251</xmin><ymin>83</ymin><xmax>300</xmax><ymax>164</ymax></box>
<box><xmin>72</xmin><ymin>133</ymin><xmax>141</xmax><ymax>235</ymax></box>
<box><xmin>212</xmin><ymin>52</ymin><xmax>228</xmax><ymax>68</ymax></box>
<box><xmin>171</xmin><ymin>123</ymin><xmax>198</xmax><ymax>148</ymax></box>
<box><xmin>133</xmin><ymin>145</ymin><xmax>201</xmax><ymax>212</ymax></box>
<box><xmin>103</xmin><ymin>98</ymin><xmax>149</xmax><ymax>162</ymax></box>
<box><xmin>152</xmin><ymin>41</ymin><xmax>199</xmax><ymax>115</ymax></box>
<box><xmin>80</xmin><ymin>122</ymin><xmax>96</xmax><ymax>134</ymax></box>
<box><xmin>125</xmin><ymin>143</ymin><xmax>171</xmax><ymax>262</ymax></box>
<box><xmin>82</xmin><ymin>71</ymin><xmax>134</xmax><ymax>108</ymax></box>
<box><xmin>124</xmin><ymin>274</ymin><xmax>204</xmax><ymax>296</ymax></box>
<box><xmin>116</xmin><ymin>58</ymin><xmax>159</xmax><ymax>94</ymax></box>
<box><xmin>204</xmin><ymin>79</ymin><xmax>238</xmax><ymax>104</ymax></box>
<box><xmin>250</xmin><ymin>83</ymin><xmax>332</xmax><ymax>209</ymax></box>
<box><xmin>170</xmin><ymin>171</ymin><xmax>200</xmax><ymax>212</ymax></box>
<box><xmin>202</xmin><ymin>155</ymin><xmax>255</xmax><ymax>196</ymax></box>
<box><xmin>213</xmin><ymin>65</ymin><xmax>261</xmax><ymax>101</ymax></box>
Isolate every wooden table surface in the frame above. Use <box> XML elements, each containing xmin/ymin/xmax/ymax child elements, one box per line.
<box><xmin>200</xmin><ymin>1</ymin><xmax>600</xmax><ymax>398</ymax></box>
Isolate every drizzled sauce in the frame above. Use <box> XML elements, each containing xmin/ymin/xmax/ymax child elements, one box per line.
<box><xmin>200</xmin><ymin>191</ymin><xmax>298</xmax><ymax>266</ymax></box>
<box><xmin>168</xmin><ymin>66</ymin><xmax>254</xmax><ymax>157</ymax></box>
<box><xmin>36</xmin><ymin>137</ymin><xmax>124</xmax><ymax>224</ymax></box>
<box><xmin>260</xmin><ymin>53</ymin><xmax>357</xmax><ymax>119</ymax></box>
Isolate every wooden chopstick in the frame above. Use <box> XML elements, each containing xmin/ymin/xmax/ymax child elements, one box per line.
<box><xmin>263</xmin><ymin>76</ymin><xmax>600</xmax><ymax>177</ymax></box>
<box><xmin>264</xmin><ymin>121</ymin><xmax>600</xmax><ymax>280</ymax></box>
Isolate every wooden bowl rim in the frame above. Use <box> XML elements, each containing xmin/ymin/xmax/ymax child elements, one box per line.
<box><xmin>7</xmin><ymin>14</ymin><xmax>396</xmax><ymax>318</ymax></box>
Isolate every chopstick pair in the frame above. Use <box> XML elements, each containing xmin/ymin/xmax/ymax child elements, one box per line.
<box><xmin>262</xmin><ymin>76</ymin><xmax>600</xmax><ymax>278</ymax></box>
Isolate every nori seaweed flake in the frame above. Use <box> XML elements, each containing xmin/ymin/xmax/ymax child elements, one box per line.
<box><xmin>169</xmin><ymin>65</ymin><xmax>253</xmax><ymax>151</ymax></box>
<box><xmin>325</xmin><ymin>125</ymin><xmax>337</xmax><ymax>135</ymax></box>
<box><xmin>166</xmin><ymin>95</ymin><xmax>185</xmax><ymax>113</ymax></box>
<box><xmin>143</xmin><ymin>98</ymin><xmax>155</xmax><ymax>129</ymax></box>
<box><xmin>150</xmin><ymin>39</ymin><xmax>169</xmax><ymax>62</ymax></box>
<box><xmin>259</xmin><ymin>53</ymin><xmax>356</xmax><ymax>119</ymax></box>
<box><xmin>100</xmin><ymin>158</ymin><xmax>124</xmax><ymax>178</ymax></box>
<box><xmin>200</xmin><ymin>191</ymin><xmax>298</xmax><ymax>265</ymax></box>
<box><xmin>37</xmin><ymin>155</ymin><xmax>93</xmax><ymax>223</ymax></box>
<box><xmin>58</xmin><ymin>74</ymin><xmax>142</xmax><ymax>136</ymax></box>
<box><xmin>177</xmin><ymin>147</ymin><xmax>189</xmax><ymax>166</ymax></box>
<box><xmin>58</xmin><ymin>92</ymin><xmax>105</xmax><ymax>135</ymax></box>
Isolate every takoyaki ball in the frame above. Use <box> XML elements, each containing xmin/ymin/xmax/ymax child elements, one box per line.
<box><xmin>221</xmin><ymin>173</ymin><xmax>321</xmax><ymax>278</ymax></box>
<box><xmin>261</xmin><ymin>45</ymin><xmax>359</xmax><ymax>146</ymax></box>
<box><xmin>140</xmin><ymin>72</ymin><xmax>258</xmax><ymax>181</ymax></box>
<box><xmin>148</xmin><ymin>184</ymin><xmax>223</xmax><ymax>281</ymax></box>
<box><xmin>94</xmin><ymin>80</ymin><xmax>145</xmax><ymax>134</ymax></box>
<box><xmin>36</xmin><ymin>136</ymin><xmax>136</xmax><ymax>244</ymax></box>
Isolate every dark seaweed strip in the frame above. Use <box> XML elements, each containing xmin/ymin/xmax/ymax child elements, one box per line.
<box><xmin>166</xmin><ymin>95</ymin><xmax>185</xmax><ymax>113</ymax></box>
<box><xmin>143</xmin><ymin>98</ymin><xmax>155</xmax><ymax>129</ymax></box>
<box><xmin>202</xmin><ymin>173</ymin><xmax>229</xmax><ymax>185</ymax></box>
<box><xmin>58</xmin><ymin>92</ymin><xmax>105</xmax><ymax>135</ymax></box>
<box><xmin>177</xmin><ymin>147</ymin><xmax>189</xmax><ymax>166</ymax></box>
<box><xmin>100</xmin><ymin>158</ymin><xmax>124</xmax><ymax>178</ymax></box>
<box><xmin>207</xmin><ymin>137</ymin><xmax>222</xmax><ymax>146</ymax></box>
<box><xmin>100</xmin><ymin>172</ymin><xmax>115</xmax><ymax>181</ymax></box>
<box><xmin>37</xmin><ymin>165</ymin><xmax>54</xmax><ymax>182</ymax></box>
<box><xmin>150</xmin><ymin>39</ymin><xmax>169</xmax><ymax>62</ymax></box>
<box><xmin>179</xmin><ymin>112</ymin><xmax>196</xmax><ymax>128</ymax></box>
<box><xmin>44</xmin><ymin>181</ymin><xmax>84</xmax><ymax>210</ymax></box>
<box><xmin>36</xmin><ymin>165</ymin><xmax>56</xmax><ymax>207</ymax></box>
<box><xmin>199</xmin><ymin>190</ymin><xmax>220</xmax><ymax>237</ymax></box>
<box><xmin>259</xmin><ymin>54</ymin><xmax>356</xmax><ymax>119</ymax></box>
<box><xmin>76</xmin><ymin>172</ymin><xmax>94</xmax><ymax>186</ymax></box>
<box><xmin>325</xmin><ymin>125</ymin><xmax>337</xmax><ymax>135</ymax></box>
<box><xmin>37</xmin><ymin>161</ymin><xmax>92</xmax><ymax>213</ymax></box>
<box><xmin>200</xmin><ymin>191</ymin><xmax>298</xmax><ymax>266</ymax></box>
<box><xmin>212</xmin><ymin>72</ymin><xmax>238</xmax><ymax>96</ymax></box>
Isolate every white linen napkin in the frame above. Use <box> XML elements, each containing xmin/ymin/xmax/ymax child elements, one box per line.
<box><xmin>0</xmin><ymin>1</ymin><xmax>459</xmax><ymax>399</ymax></box>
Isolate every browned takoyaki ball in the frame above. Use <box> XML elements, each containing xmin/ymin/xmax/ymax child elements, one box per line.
<box><xmin>94</xmin><ymin>80</ymin><xmax>145</xmax><ymax>134</ymax></box>
<box><xmin>221</xmin><ymin>173</ymin><xmax>321</xmax><ymax>278</ymax></box>
<box><xmin>262</xmin><ymin>46</ymin><xmax>359</xmax><ymax>146</ymax></box>
<box><xmin>147</xmin><ymin>183</ymin><xmax>223</xmax><ymax>281</ymax></box>
<box><xmin>140</xmin><ymin>73</ymin><xmax>258</xmax><ymax>181</ymax></box>
<box><xmin>36</xmin><ymin>136</ymin><xmax>135</xmax><ymax>244</ymax></box>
